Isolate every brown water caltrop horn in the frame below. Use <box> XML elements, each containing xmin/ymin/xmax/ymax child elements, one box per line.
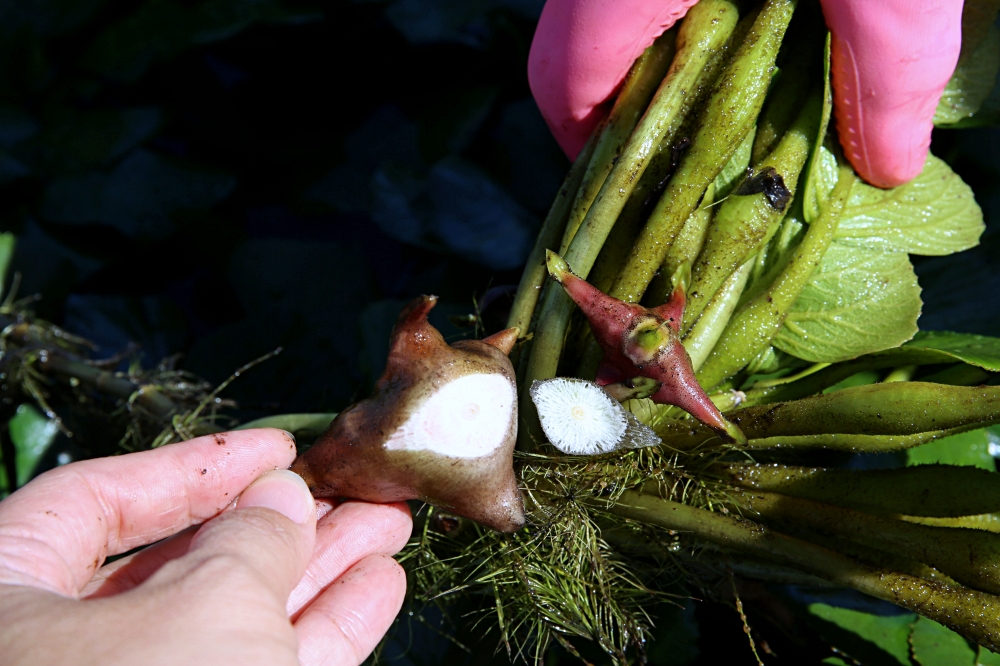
<box><xmin>546</xmin><ymin>250</ymin><xmax>746</xmax><ymax>445</ymax></box>
<box><xmin>291</xmin><ymin>295</ymin><xmax>525</xmax><ymax>533</ymax></box>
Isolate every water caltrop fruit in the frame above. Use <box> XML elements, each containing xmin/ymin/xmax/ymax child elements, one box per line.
<box><xmin>291</xmin><ymin>295</ymin><xmax>525</xmax><ymax>532</ymax></box>
<box><xmin>546</xmin><ymin>250</ymin><xmax>746</xmax><ymax>444</ymax></box>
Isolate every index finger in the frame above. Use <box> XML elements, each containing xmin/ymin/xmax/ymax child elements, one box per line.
<box><xmin>0</xmin><ymin>428</ymin><xmax>296</xmax><ymax>597</ymax></box>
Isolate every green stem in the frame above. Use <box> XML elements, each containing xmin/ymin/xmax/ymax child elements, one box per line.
<box><xmin>730</xmin><ymin>488</ymin><xmax>1000</xmax><ymax>595</ymax></box>
<box><xmin>610</xmin><ymin>0</ymin><xmax>798</xmax><ymax>305</ymax></box>
<box><xmin>506</xmin><ymin>134</ymin><xmax>597</xmax><ymax>339</ymax></box>
<box><xmin>683</xmin><ymin>90</ymin><xmax>820</xmax><ymax>330</ymax></box>
<box><xmin>883</xmin><ymin>365</ymin><xmax>918</xmax><ymax>383</ymax></box>
<box><xmin>750</xmin><ymin>32</ymin><xmax>816</xmax><ymax>164</ymax></box>
<box><xmin>730</xmin><ymin>382</ymin><xmax>1000</xmax><ymax>438</ymax></box>
<box><xmin>235</xmin><ymin>413</ymin><xmax>337</xmax><ymax>438</ymax></box>
<box><xmin>611</xmin><ymin>491</ymin><xmax>1000</xmax><ymax>652</ymax></box>
<box><xmin>650</xmin><ymin>422</ymin><xmax>987</xmax><ymax>454</ymax></box>
<box><xmin>743</xmin><ymin>355</ymin><xmax>994</xmax><ymax>407</ymax></box>
<box><xmin>683</xmin><ymin>258</ymin><xmax>755</xmax><ymax>371</ymax></box>
<box><xmin>39</xmin><ymin>351</ymin><xmax>178</xmax><ymax>420</ymax></box>
<box><xmin>644</xmin><ymin>184</ymin><xmax>717</xmax><ymax>307</ymax></box>
<box><xmin>741</xmin><ymin>427</ymin><xmax>990</xmax><ymax>452</ymax></box>
<box><xmin>921</xmin><ymin>364</ymin><xmax>993</xmax><ymax>386</ymax></box>
<box><xmin>716</xmin><ymin>462</ymin><xmax>1000</xmax><ymax>518</ymax></box>
<box><xmin>696</xmin><ymin>161</ymin><xmax>853</xmax><ymax>389</ymax></box>
<box><xmin>647</xmin><ymin>383</ymin><xmax>1000</xmax><ymax>450</ymax></box>
<box><xmin>517</xmin><ymin>1</ymin><xmax>739</xmax><ymax>448</ymax></box>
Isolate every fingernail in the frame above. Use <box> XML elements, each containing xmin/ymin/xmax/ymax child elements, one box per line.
<box><xmin>238</xmin><ymin>469</ymin><xmax>314</xmax><ymax>524</ymax></box>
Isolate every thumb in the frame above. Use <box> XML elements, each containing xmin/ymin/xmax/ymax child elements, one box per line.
<box><xmin>174</xmin><ymin>470</ymin><xmax>318</xmax><ymax>605</ymax></box>
<box><xmin>821</xmin><ymin>0</ymin><xmax>963</xmax><ymax>188</ymax></box>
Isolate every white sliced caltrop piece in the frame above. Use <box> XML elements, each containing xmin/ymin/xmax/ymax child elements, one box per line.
<box><xmin>530</xmin><ymin>377</ymin><xmax>661</xmax><ymax>455</ymax></box>
<box><xmin>384</xmin><ymin>373</ymin><xmax>515</xmax><ymax>458</ymax></box>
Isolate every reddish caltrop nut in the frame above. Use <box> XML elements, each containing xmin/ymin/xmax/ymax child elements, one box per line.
<box><xmin>545</xmin><ymin>250</ymin><xmax>746</xmax><ymax>445</ymax></box>
<box><xmin>292</xmin><ymin>295</ymin><xmax>525</xmax><ymax>533</ymax></box>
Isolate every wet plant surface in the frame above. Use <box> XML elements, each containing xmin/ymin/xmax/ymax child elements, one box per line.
<box><xmin>3</xmin><ymin>1</ymin><xmax>1000</xmax><ymax>664</ymax></box>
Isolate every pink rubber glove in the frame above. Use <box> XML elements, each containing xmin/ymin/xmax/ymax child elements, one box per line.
<box><xmin>528</xmin><ymin>0</ymin><xmax>963</xmax><ymax>188</ymax></box>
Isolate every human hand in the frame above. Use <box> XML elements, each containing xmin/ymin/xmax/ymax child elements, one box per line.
<box><xmin>528</xmin><ymin>0</ymin><xmax>963</xmax><ymax>187</ymax></box>
<box><xmin>0</xmin><ymin>428</ymin><xmax>413</xmax><ymax>666</ymax></box>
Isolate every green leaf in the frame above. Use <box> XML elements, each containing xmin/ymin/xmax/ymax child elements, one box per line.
<box><xmin>979</xmin><ymin>645</ymin><xmax>1000</xmax><ymax>665</ymax></box>
<box><xmin>906</xmin><ymin>425</ymin><xmax>999</xmax><ymax>471</ymax></box>
<box><xmin>9</xmin><ymin>404</ymin><xmax>60</xmax><ymax>486</ymax></box>
<box><xmin>935</xmin><ymin>25</ymin><xmax>1000</xmax><ymax>125</ymax></box>
<box><xmin>807</xmin><ymin>603</ymin><xmax>915</xmax><ymax>666</ymax></box>
<box><xmin>713</xmin><ymin>125</ymin><xmax>756</xmax><ymax>200</ymax></box>
<box><xmin>905</xmin><ymin>331</ymin><xmax>1000</xmax><ymax>371</ymax></box>
<box><xmin>773</xmin><ymin>242</ymin><xmax>921</xmax><ymax>363</ymax></box>
<box><xmin>910</xmin><ymin>616</ymin><xmax>977</xmax><ymax>666</ymax></box>
<box><xmin>834</xmin><ymin>155</ymin><xmax>984</xmax><ymax>256</ymax></box>
<box><xmin>802</xmin><ymin>33</ymin><xmax>835</xmax><ymax>224</ymax></box>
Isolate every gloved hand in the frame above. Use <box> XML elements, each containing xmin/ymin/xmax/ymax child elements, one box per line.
<box><xmin>528</xmin><ymin>0</ymin><xmax>963</xmax><ymax>188</ymax></box>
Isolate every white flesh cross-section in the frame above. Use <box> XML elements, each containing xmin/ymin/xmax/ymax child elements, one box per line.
<box><xmin>530</xmin><ymin>378</ymin><xmax>627</xmax><ymax>455</ymax></box>
<box><xmin>384</xmin><ymin>373</ymin><xmax>514</xmax><ymax>458</ymax></box>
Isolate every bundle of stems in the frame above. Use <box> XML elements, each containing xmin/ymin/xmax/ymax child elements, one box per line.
<box><xmin>471</xmin><ymin>0</ymin><xmax>1000</xmax><ymax>659</ymax></box>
